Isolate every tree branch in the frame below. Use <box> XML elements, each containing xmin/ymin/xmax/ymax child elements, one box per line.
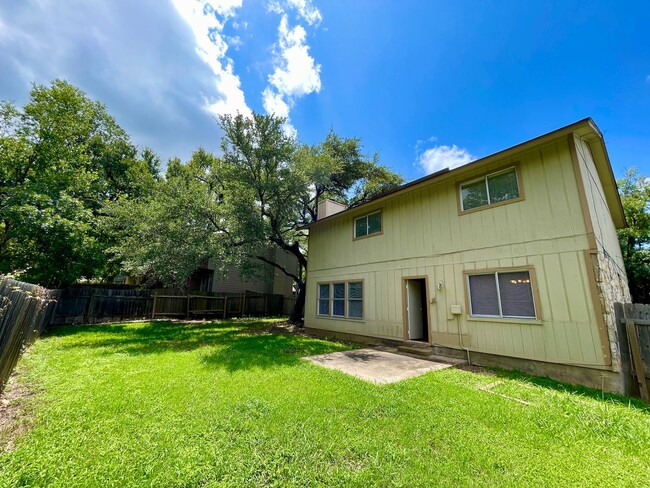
<box><xmin>269</xmin><ymin>236</ymin><xmax>307</xmax><ymax>269</ymax></box>
<box><xmin>255</xmin><ymin>254</ymin><xmax>301</xmax><ymax>283</ymax></box>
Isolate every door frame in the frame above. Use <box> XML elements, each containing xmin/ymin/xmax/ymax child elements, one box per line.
<box><xmin>401</xmin><ymin>276</ymin><xmax>432</xmax><ymax>344</ymax></box>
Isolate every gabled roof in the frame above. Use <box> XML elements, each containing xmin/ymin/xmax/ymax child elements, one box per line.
<box><xmin>304</xmin><ymin>118</ymin><xmax>626</xmax><ymax>229</ymax></box>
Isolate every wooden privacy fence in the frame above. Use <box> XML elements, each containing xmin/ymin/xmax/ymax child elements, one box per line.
<box><xmin>615</xmin><ymin>303</ymin><xmax>650</xmax><ymax>401</ymax></box>
<box><xmin>51</xmin><ymin>287</ymin><xmax>153</xmax><ymax>325</ymax></box>
<box><xmin>0</xmin><ymin>277</ymin><xmax>57</xmax><ymax>392</ymax></box>
<box><xmin>150</xmin><ymin>293</ymin><xmax>285</xmax><ymax>319</ymax></box>
<box><xmin>50</xmin><ymin>287</ymin><xmax>294</xmax><ymax>325</ymax></box>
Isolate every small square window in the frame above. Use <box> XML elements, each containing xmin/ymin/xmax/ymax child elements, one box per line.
<box><xmin>354</xmin><ymin>211</ymin><xmax>382</xmax><ymax>239</ymax></box>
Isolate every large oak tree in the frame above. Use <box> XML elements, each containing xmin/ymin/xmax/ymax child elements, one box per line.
<box><xmin>113</xmin><ymin>113</ymin><xmax>403</xmax><ymax>322</ymax></box>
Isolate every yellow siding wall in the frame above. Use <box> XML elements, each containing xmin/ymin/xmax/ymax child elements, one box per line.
<box><xmin>572</xmin><ymin>134</ymin><xmax>631</xmax><ymax>369</ymax></box>
<box><xmin>306</xmin><ymin>137</ymin><xmax>611</xmax><ymax>367</ymax></box>
<box><xmin>573</xmin><ymin>135</ymin><xmax>625</xmax><ymax>268</ymax></box>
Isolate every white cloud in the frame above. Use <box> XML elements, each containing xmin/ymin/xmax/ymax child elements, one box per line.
<box><xmin>0</xmin><ymin>0</ymin><xmax>243</xmax><ymax>163</ymax></box>
<box><xmin>415</xmin><ymin>136</ymin><xmax>438</xmax><ymax>153</ymax></box>
<box><xmin>262</xmin><ymin>88</ymin><xmax>290</xmax><ymax>118</ymax></box>
<box><xmin>268</xmin><ymin>0</ymin><xmax>322</xmax><ymax>26</ymax></box>
<box><xmin>263</xmin><ymin>14</ymin><xmax>321</xmax><ymax>135</ymax></box>
<box><xmin>417</xmin><ymin>144</ymin><xmax>475</xmax><ymax>174</ymax></box>
<box><xmin>171</xmin><ymin>0</ymin><xmax>251</xmax><ymax>117</ymax></box>
<box><xmin>269</xmin><ymin>17</ymin><xmax>321</xmax><ymax>98</ymax></box>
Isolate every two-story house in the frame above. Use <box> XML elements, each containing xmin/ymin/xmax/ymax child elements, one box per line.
<box><xmin>303</xmin><ymin>118</ymin><xmax>631</xmax><ymax>394</ymax></box>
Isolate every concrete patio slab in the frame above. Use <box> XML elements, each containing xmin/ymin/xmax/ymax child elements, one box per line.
<box><xmin>304</xmin><ymin>347</ymin><xmax>460</xmax><ymax>384</ymax></box>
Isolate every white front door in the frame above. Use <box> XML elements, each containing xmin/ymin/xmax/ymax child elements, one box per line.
<box><xmin>406</xmin><ymin>280</ymin><xmax>424</xmax><ymax>340</ymax></box>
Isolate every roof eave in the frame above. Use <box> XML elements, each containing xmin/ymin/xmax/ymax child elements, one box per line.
<box><xmin>304</xmin><ymin>118</ymin><xmax>600</xmax><ymax>229</ymax></box>
<box><xmin>577</xmin><ymin>120</ymin><xmax>627</xmax><ymax>229</ymax></box>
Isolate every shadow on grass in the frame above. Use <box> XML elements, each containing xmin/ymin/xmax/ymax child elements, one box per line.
<box><xmin>484</xmin><ymin>367</ymin><xmax>650</xmax><ymax>412</ymax></box>
<box><xmin>44</xmin><ymin>320</ymin><xmax>349</xmax><ymax>372</ymax></box>
<box><xmin>199</xmin><ymin>332</ymin><xmax>347</xmax><ymax>371</ymax></box>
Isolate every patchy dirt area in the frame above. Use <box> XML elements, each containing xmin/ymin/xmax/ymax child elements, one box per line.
<box><xmin>0</xmin><ymin>374</ymin><xmax>37</xmax><ymax>454</ymax></box>
<box><xmin>239</xmin><ymin>320</ymin><xmax>311</xmax><ymax>337</ymax></box>
<box><xmin>458</xmin><ymin>364</ymin><xmax>497</xmax><ymax>376</ymax></box>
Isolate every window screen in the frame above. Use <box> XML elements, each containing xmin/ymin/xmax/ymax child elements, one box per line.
<box><xmin>488</xmin><ymin>170</ymin><xmax>519</xmax><ymax>203</ymax></box>
<box><xmin>348</xmin><ymin>282</ymin><xmax>363</xmax><ymax>318</ymax></box>
<box><xmin>498</xmin><ymin>271</ymin><xmax>535</xmax><ymax>318</ymax></box>
<box><xmin>318</xmin><ymin>284</ymin><xmax>330</xmax><ymax>315</ymax></box>
<box><xmin>332</xmin><ymin>283</ymin><xmax>345</xmax><ymax>317</ymax></box>
<box><xmin>468</xmin><ymin>274</ymin><xmax>500</xmax><ymax>316</ymax></box>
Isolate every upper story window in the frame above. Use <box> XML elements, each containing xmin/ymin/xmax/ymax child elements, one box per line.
<box><xmin>354</xmin><ymin>211</ymin><xmax>382</xmax><ymax>239</ymax></box>
<box><xmin>460</xmin><ymin>167</ymin><xmax>520</xmax><ymax>212</ymax></box>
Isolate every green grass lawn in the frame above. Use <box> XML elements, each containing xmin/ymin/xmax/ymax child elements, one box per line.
<box><xmin>1</xmin><ymin>319</ymin><xmax>649</xmax><ymax>487</ymax></box>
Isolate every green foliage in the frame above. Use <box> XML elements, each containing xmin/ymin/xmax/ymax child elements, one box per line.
<box><xmin>0</xmin><ymin>80</ymin><xmax>159</xmax><ymax>287</ymax></box>
<box><xmin>617</xmin><ymin>168</ymin><xmax>650</xmax><ymax>302</ymax></box>
<box><xmin>1</xmin><ymin>319</ymin><xmax>649</xmax><ymax>486</ymax></box>
<box><xmin>294</xmin><ymin>130</ymin><xmax>404</xmax><ymax>217</ymax></box>
<box><xmin>108</xmin><ymin>150</ymin><xmax>229</xmax><ymax>288</ymax></box>
<box><xmin>112</xmin><ymin>113</ymin><xmax>403</xmax><ymax>320</ymax></box>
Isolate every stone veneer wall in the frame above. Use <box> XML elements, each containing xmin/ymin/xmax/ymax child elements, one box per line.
<box><xmin>592</xmin><ymin>250</ymin><xmax>631</xmax><ymax>372</ymax></box>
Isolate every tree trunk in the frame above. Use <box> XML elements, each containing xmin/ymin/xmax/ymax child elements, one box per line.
<box><xmin>288</xmin><ymin>280</ymin><xmax>306</xmax><ymax>325</ymax></box>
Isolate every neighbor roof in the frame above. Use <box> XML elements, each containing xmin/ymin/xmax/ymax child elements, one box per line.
<box><xmin>303</xmin><ymin>118</ymin><xmax>626</xmax><ymax>229</ymax></box>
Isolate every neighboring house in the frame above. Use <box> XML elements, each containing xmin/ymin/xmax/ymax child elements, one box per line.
<box><xmin>303</xmin><ymin>118</ymin><xmax>632</xmax><ymax>394</ymax></box>
<box><xmin>188</xmin><ymin>249</ymin><xmax>299</xmax><ymax>297</ymax></box>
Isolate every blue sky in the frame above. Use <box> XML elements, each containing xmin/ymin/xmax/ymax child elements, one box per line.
<box><xmin>0</xmin><ymin>1</ymin><xmax>648</xmax><ymax>181</ymax></box>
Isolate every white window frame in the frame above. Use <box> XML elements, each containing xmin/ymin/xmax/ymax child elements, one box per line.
<box><xmin>316</xmin><ymin>281</ymin><xmax>364</xmax><ymax>320</ymax></box>
<box><xmin>466</xmin><ymin>270</ymin><xmax>537</xmax><ymax>320</ymax></box>
<box><xmin>459</xmin><ymin>167</ymin><xmax>519</xmax><ymax>212</ymax></box>
<box><xmin>354</xmin><ymin>211</ymin><xmax>382</xmax><ymax>239</ymax></box>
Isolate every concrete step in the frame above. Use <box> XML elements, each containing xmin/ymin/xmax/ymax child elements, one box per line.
<box><xmin>396</xmin><ymin>344</ymin><xmax>467</xmax><ymax>366</ymax></box>
<box><xmin>397</xmin><ymin>344</ymin><xmax>436</xmax><ymax>356</ymax></box>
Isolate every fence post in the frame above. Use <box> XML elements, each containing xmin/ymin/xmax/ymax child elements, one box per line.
<box><xmin>47</xmin><ymin>289</ymin><xmax>61</xmax><ymax>328</ymax></box>
<box><xmin>84</xmin><ymin>289</ymin><xmax>96</xmax><ymax>324</ymax></box>
<box><xmin>240</xmin><ymin>295</ymin><xmax>245</xmax><ymax>317</ymax></box>
<box><xmin>264</xmin><ymin>294</ymin><xmax>268</xmax><ymax>315</ymax></box>
<box><xmin>186</xmin><ymin>295</ymin><xmax>190</xmax><ymax>319</ymax></box>
<box><xmin>223</xmin><ymin>297</ymin><xmax>228</xmax><ymax>319</ymax></box>
<box><xmin>626</xmin><ymin>318</ymin><xmax>650</xmax><ymax>402</ymax></box>
<box><xmin>151</xmin><ymin>294</ymin><xmax>157</xmax><ymax>319</ymax></box>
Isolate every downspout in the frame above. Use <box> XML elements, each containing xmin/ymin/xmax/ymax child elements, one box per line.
<box><xmin>456</xmin><ymin>315</ymin><xmax>471</xmax><ymax>366</ymax></box>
